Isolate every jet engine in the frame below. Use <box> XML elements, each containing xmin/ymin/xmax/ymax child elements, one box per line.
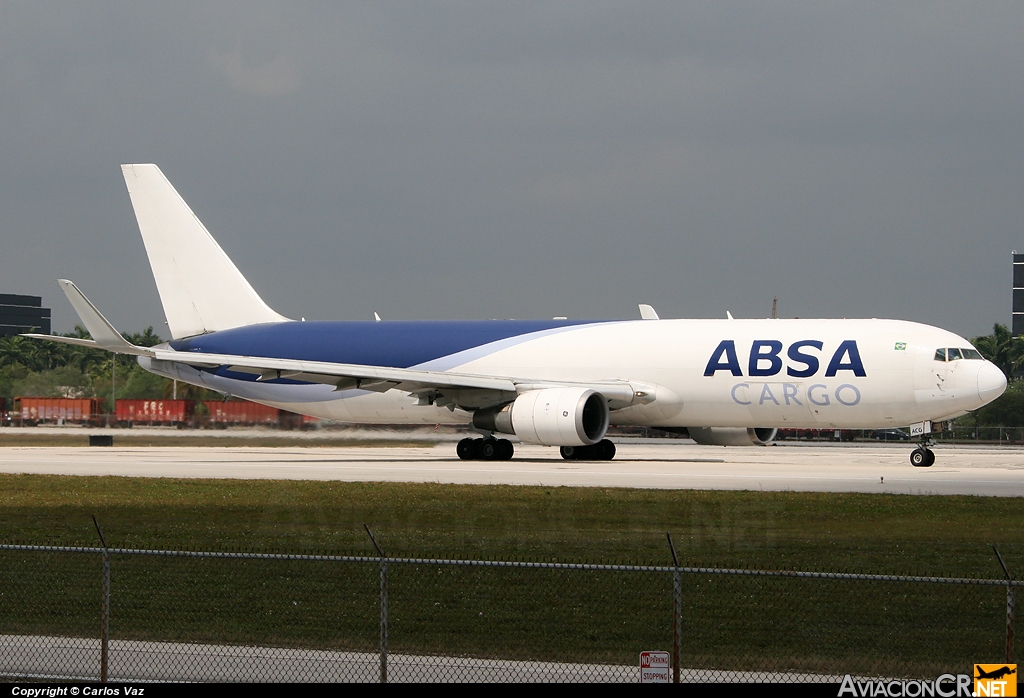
<box><xmin>688</xmin><ymin>427</ymin><xmax>778</xmax><ymax>447</ymax></box>
<box><xmin>472</xmin><ymin>387</ymin><xmax>610</xmax><ymax>447</ymax></box>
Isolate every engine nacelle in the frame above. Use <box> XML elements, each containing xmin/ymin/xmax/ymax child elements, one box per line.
<box><xmin>688</xmin><ymin>427</ymin><xmax>778</xmax><ymax>447</ymax></box>
<box><xmin>472</xmin><ymin>387</ymin><xmax>610</xmax><ymax>447</ymax></box>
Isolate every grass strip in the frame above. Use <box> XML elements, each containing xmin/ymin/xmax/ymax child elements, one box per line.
<box><xmin>0</xmin><ymin>474</ymin><xmax>1021</xmax><ymax>674</ymax></box>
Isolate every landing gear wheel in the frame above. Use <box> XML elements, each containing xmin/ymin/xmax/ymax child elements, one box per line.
<box><xmin>910</xmin><ymin>447</ymin><xmax>935</xmax><ymax>467</ymax></box>
<box><xmin>597</xmin><ymin>439</ymin><xmax>616</xmax><ymax>461</ymax></box>
<box><xmin>496</xmin><ymin>439</ymin><xmax>514</xmax><ymax>460</ymax></box>
<box><xmin>459</xmin><ymin>437</ymin><xmax>514</xmax><ymax>461</ymax></box>
<box><xmin>457</xmin><ymin>438</ymin><xmax>480</xmax><ymax>461</ymax></box>
<box><xmin>560</xmin><ymin>440</ymin><xmax>616</xmax><ymax>461</ymax></box>
<box><xmin>479</xmin><ymin>438</ymin><xmax>498</xmax><ymax>460</ymax></box>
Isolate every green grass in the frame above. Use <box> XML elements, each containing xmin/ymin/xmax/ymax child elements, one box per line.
<box><xmin>1</xmin><ymin>475</ymin><xmax>1021</xmax><ymax>573</ymax></box>
<box><xmin>0</xmin><ymin>474</ymin><xmax>1021</xmax><ymax>674</ymax></box>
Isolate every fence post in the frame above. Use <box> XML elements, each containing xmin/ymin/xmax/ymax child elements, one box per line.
<box><xmin>1008</xmin><ymin>585</ymin><xmax>1016</xmax><ymax>664</ymax></box>
<box><xmin>365</xmin><ymin>525</ymin><xmax>388</xmax><ymax>683</ymax></box>
<box><xmin>994</xmin><ymin>545</ymin><xmax>1014</xmax><ymax>662</ymax></box>
<box><xmin>666</xmin><ymin>533</ymin><xmax>681</xmax><ymax>684</ymax></box>
<box><xmin>101</xmin><ymin>550</ymin><xmax>110</xmax><ymax>682</ymax></box>
<box><xmin>93</xmin><ymin>516</ymin><xmax>110</xmax><ymax>683</ymax></box>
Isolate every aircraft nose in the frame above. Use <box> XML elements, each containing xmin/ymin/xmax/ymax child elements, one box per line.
<box><xmin>977</xmin><ymin>361</ymin><xmax>1007</xmax><ymax>404</ymax></box>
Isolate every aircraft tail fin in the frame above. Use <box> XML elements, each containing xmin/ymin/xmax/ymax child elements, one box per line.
<box><xmin>121</xmin><ymin>164</ymin><xmax>290</xmax><ymax>339</ymax></box>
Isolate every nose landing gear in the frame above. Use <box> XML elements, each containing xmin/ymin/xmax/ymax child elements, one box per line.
<box><xmin>910</xmin><ymin>440</ymin><xmax>935</xmax><ymax>467</ymax></box>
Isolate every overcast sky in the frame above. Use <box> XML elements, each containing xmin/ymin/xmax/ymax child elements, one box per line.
<box><xmin>2</xmin><ymin>2</ymin><xmax>1022</xmax><ymax>339</ymax></box>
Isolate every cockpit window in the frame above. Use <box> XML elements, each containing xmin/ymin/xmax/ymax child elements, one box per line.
<box><xmin>934</xmin><ymin>347</ymin><xmax>984</xmax><ymax>362</ymax></box>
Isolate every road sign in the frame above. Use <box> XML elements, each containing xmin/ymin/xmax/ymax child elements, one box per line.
<box><xmin>640</xmin><ymin>651</ymin><xmax>670</xmax><ymax>683</ymax></box>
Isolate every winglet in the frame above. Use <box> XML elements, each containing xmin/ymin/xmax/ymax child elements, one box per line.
<box><xmin>54</xmin><ymin>280</ymin><xmax>152</xmax><ymax>355</ymax></box>
<box><xmin>638</xmin><ymin>304</ymin><xmax>660</xmax><ymax>320</ymax></box>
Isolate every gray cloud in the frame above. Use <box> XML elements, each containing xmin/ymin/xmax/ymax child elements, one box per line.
<box><xmin>0</xmin><ymin>2</ymin><xmax>1021</xmax><ymax>338</ymax></box>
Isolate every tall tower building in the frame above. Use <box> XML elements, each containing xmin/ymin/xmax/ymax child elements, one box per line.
<box><xmin>1015</xmin><ymin>253</ymin><xmax>1024</xmax><ymax>336</ymax></box>
<box><xmin>1014</xmin><ymin>253</ymin><xmax>1024</xmax><ymax>336</ymax></box>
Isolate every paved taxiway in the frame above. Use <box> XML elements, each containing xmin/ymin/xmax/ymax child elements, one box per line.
<box><xmin>0</xmin><ymin>634</ymin><xmax>838</xmax><ymax>683</ymax></box>
<box><xmin>0</xmin><ymin>441</ymin><xmax>1022</xmax><ymax>496</ymax></box>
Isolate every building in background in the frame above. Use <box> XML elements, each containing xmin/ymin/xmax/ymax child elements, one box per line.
<box><xmin>1014</xmin><ymin>254</ymin><xmax>1024</xmax><ymax>336</ymax></box>
<box><xmin>0</xmin><ymin>294</ymin><xmax>50</xmax><ymax>337</ymax></box>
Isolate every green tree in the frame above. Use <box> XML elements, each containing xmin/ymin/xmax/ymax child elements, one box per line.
<box><xmin>972</xmin><ymin>323</ymin><xmax>1024</xmax><ymax>380</ymax></box>
<box><xmin>117</xmin><ymin>365</ymin><xmax>172</xmax><ymax>401</ymax></box>
<box><xmin>0</xmin><ymin>326</ymin><xmax>171</xmax><ymax>403</ymax></box>
<box><xmin>123</xmin><ymin>327</ymin><xmax>164</xmax><ymax>348</ymax></box>
<box><xmin>11</xmin><ymin>366</ymin><xmax>94</xmax><ymax>398</ymax></box>
<box><xmin>0</xmin><ymin>364</ymin><xmax>29</xmax><ymax>401</ymax></box>
<box><xmin>956</xmin><ymin>324</ymin><xmax>1024</xmax><ymax>427</ymax></box>
<box><xmin>961</xmin><ymin>381</ymin><xmax>1024</xmax><ymax>427</ymax></box>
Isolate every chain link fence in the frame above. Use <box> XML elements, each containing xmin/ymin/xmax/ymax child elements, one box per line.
<box><xmin>769</xmin><ymin>426</ymin><xmax>1024</xmax><ymax>443</ymax></box>
<box><xmin>935</xmin><ymin>426</ymin><xmax>1024</xmax><ymax>444</ymax></box>
<box><xmin>0</xmin><ymin>542</ymin><xmax>1017</xmax><ymax>683</ymax></box>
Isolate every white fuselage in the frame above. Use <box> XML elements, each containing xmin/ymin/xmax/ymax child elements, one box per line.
<box><xmin>140</xmin><ymin>318</ymin><xmax>1005</xmax><ymax>431</ymax></box>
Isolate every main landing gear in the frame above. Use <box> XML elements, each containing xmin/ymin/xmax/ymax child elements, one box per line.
<box><xmin>457</xmin><ymin>437</ymin><xmax>618</xmax><ymax>461</ymax></box>
<box><xmin>910</xmin><ymin>440</ymin><xmax>935</xmax><ymax>467</ymax></box>
<box><xmin>560</xmin><ymin>439</ymin><xmax>616</xmax><ymax>461</ymax></box>
<box><xmin>457</xmin><ymin>437</ymin><xmax>514</xmax><ymax>461</ymax></box>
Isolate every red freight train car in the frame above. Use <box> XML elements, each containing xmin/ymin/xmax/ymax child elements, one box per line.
<box><xmin>116</xmin><ymin>399</ymin><xmax>195</xmax><ymax>426</ymax></box>
<box><xmin>13</xmin><ymin>397</ymin><xmax>103</xmax><ymax>426</ymax></box>
<box><xmin>203</xmin><ymin>399</ymin><xmax>282</xmax><ymax>426</ymax></box>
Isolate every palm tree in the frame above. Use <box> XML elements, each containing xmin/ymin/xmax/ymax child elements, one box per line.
<box><xmin>973</xmin><ymin>324</ymin><xmax>1024</xmax><ymax>380</ymax></box>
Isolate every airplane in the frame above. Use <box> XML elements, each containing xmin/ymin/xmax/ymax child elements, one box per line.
<box><xmin>975</xmin><ymin>666</ymin><xmax>1016</xmax><ymax>680</ymax></box>
<box><xmin>25</xmin><ymin>164</ymin><xmax>1007</xmax><ymax>467</ymax></box>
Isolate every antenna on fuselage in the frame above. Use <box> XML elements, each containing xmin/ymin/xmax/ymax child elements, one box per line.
<box><xmin>638</xmin><ymin>304</ymin><xmax>659</xmax><ymax>320</ymax></box>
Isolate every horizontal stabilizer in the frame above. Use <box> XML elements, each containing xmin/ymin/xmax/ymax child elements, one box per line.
<box><xmin>26</xmin><ymin>280</ymin><xmax>154</xmax><ymax>356</ymax></box>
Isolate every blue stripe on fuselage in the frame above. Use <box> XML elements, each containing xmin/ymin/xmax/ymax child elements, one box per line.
<box><xmin>169</xmin><ymin>319</ymin><xmax>605</xmax><ymax>369</ymax></box>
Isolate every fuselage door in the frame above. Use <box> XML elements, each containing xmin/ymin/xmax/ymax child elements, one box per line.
<box><xmin>931</xmin><ymin>348</ymin><xmax>960</xmax><ymax>392</ymax></box>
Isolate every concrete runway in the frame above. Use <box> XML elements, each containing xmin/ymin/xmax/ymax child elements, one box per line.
<box><xmin>1</xmin><ymin>440</ymin><xmax>1023</xmax><ymax>496</ymax></box>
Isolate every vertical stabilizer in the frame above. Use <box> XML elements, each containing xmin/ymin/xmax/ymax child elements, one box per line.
<box><xmin>121</xmin><ymin>164</ymin><xmax>290</xmax><ymax>339</ymax></box>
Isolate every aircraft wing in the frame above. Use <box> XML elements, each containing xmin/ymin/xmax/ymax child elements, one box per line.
<box><xmin>27</xmin><ymin>279</ymin><xmax>642</xmax><ymax>405</ymax></box>
<box><xmin>148</xmin><ymin>348</ymin><xmax>639</xmax><ymax>403</ymax></box>
<box><xmin>150</xmin><ymin>347</ymin><xmax>519</xmax><ymax>393</ymax></box>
